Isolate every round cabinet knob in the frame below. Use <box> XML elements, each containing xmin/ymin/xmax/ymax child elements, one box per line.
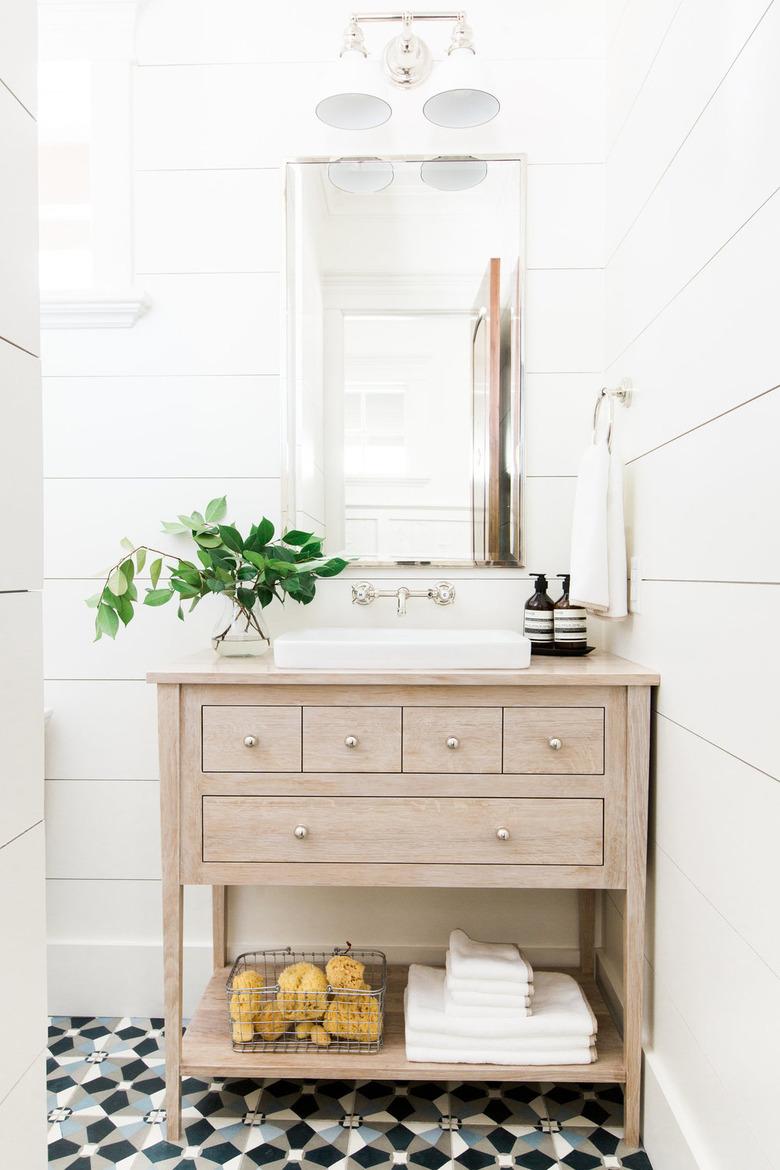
<box><xmin>548</xmin><ymin>737</ymin><xmax>562</xmax><ymax>751</ymax></box>
<box><xmin>243</xmin><ymin>735</ymin><xmax>258</xmax><ymax>748</ymax></box>
<box><xmin>344</xmin><ymin>735</ymin><xmax>359</xmax><ymax>749</ymax></box>
<box><xmin>496</xmin><ymin>827</ymin><xmax>511</xmax><ymax>842</ymax></box>
<box><xmin>293</xmin><ymin>825</ymin><xmax>308</xmax><ymax>840</ymax></box>
<box><xmin>446</xmin><ymin>736</ymin><xmax>460</xmax><ymax>750</ymax></box>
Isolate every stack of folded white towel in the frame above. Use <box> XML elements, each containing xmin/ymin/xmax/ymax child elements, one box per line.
<box><xmin>404</xmin><ymin>930</ymin><xmax>597</xmax><ymax>1065</ymax></box>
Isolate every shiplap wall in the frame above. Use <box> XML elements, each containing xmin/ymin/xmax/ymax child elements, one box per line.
<box><xmin>601</xmin><ymin>2</ymin><xmax>780</xmax><ymax>1167</ymax></box>
<box><xmin>43</xmin><ymin>0</ymin><xmax>607</xmax><ymax>1015</ymax></box>
<box><xmin>0</xmin><ymin>1</ymin><xmax>47</xmax><ymax>1164</ymax></box>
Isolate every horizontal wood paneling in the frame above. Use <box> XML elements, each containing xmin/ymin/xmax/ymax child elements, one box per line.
<box><xmin>0</xmin><ymin>593</ymin><xmax>43</xmax><ymax>848</ymax></box>
<box><xmin>44</xmin><ymin>681</ymin><xmax>159</xmax><ymax>780</ymax></box>
<box><xmin>46</xmin><ymin>879</ymin><xmax>213</xmax><ymax>943</ymax></box>
<box><xmin>43</xmin><ymin>375</ymin><xmax>280</xmax><ymax>479</ymax></box>
<box><xmin>526</xmin><ymin>165</ymin><xmax>605</xmax><ymax>268</ymax></box>
<box><xmin>525</xmin><ymin>270</ymin><xmax>604</xmax><ymax>372</ymax></box>
<box><xmin>0</xmin><ymin>343</ymin><xmax>41</xmax><ymax>590</ymax></box>
<box><xmin>0</xmin><ymin>87</ymin><xmax>37</xmax><ymax>354</ymax></box>
<box><xmin>41</xmin><ymin>274</ymin><xmax>280</xmax><ymax>377</ymax></box>
<box><xmin>524</xmin><ymin>374</ymin><xmax>597</xmax><ymax>477</ymax></box>
<box><xmin>133</xmin><ymin>60</ymin><xmax>605</xmax><ymax>172</ymax></box>
<box><xmin>45</xmin><ymin>780</ymin><xmax>161</xmax><ymax>879</ymax></box>
<box><xmin>606</xmin><ymin>0</ymin><xmax>682</xmax><ymax>150</ymax></box>
<box><xmin>134</xmin><ymin>169</ymin><xmax>282</xmax><ymax>273</ymax></box>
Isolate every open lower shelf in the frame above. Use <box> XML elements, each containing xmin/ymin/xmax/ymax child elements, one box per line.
<box><xmin>182</xmin><ymin>965</ymin><xmax>625</xmax><ymax>1083</ymax></box>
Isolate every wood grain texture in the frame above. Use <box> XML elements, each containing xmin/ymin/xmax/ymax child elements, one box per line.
<box><xmin>579</xmin><ymin>889</ymin><xmax>596</xmax><ymax>976</ymax></box>
<box><xmin>624</xmin><ymin>686</ymin><xmax>651</xmax><ymax>1146</ymax></box>
<box><xmin>181</xmin><ymin>965</ymin><xmax>625</xmax><ymax>1082</ymax></box>
<box><xmin>303</xmin><ymin>706</ymin><xmax>401</xmax><ymax>772</ymax></box>
<box><xmin>503</xmin><ymin>707</ymin><xmax>604</xmax><ymax>774</ymax></box>
<box><xmin>147</xmin><ymin>652</ymin><xmax>660</xmax><ymax>687</ymax></box>
<box><xmin>157</xmin><ymin>684</ymin><xmax>183</xmax><ymax>1141</ymax></box>
<box><xmin>212</xmin><ymin>886</ymin><xmax>226</xmax><ymax>970</ymax></box>
<box><xmin>201</xmin><ymin>795</ymin><xmax>604</xmax><ymax>866</ymax></box>
<box><xmin>201</xmin><ymin>705</ymin><xmax>301</xmax><ymax>772</ymax></box>
<box><xmin>402</xmin><ymin>707</ymin><xmax>503</xmax><ymax>773</ymax></box>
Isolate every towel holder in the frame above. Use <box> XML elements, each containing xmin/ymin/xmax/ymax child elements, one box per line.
<box><xmin>593</xmin><ymin>378</ymin><xmax>632</xmax><ymax>449</ymax></box>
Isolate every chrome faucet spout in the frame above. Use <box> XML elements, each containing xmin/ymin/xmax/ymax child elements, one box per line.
<box><xmin>396</xmin><ymin>586</ymin><xmax>410</xmax><ymax>616</ymax></box>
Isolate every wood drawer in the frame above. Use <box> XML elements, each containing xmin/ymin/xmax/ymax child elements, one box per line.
<box><xmin>402</xmin><ymin>707</ymin><xmax>502</xmax><ymax>773</ymax></box>
<box><xmin>201</xmin><ymin>706</ymin><xmax>301</xmax><ymax>772</ymax></box>
<box><xmin>202</xmin><ymin>796</ymin><xmax>603</xmax><ymax>865</ymax></box>
<box><xmin>503</xmin><ymin>707</ymin><xmax>604</xmax><ymax>774</ymax></box>
<box><xmin>303</xmin><ymin>706</ymin><xmax>401</xmax><ymax>772</ymax></box>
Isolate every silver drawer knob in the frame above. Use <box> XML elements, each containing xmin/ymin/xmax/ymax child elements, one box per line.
<box><xmin>548</xmin><ymin>737</ymin><xmax>562</xmax><ymax>751</ymax></box>
<box><xmin>446</xmin><ymin>736</ymin><xmax>459</xmax><ymax>750</ymax></box>
<box><xmin>293</xmin><ymin>825</ymin><xmax>308</xmax><ymax>839</ymax></box>
<box><xmin>345</xmin><ymin>735</ymin><xmax>358</xmax><ymax>748</ymax></box>
<box><xmin>243</xmin><ymin>735</ymin><xmax>258</xmax><ymax>748</ymax></box>
<box><xmin>496</xmin><ymin>827</ymin><xmax>511</xmax><ymax>842</ymax></box>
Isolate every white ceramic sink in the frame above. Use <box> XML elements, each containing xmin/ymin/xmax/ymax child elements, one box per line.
<box><xmin>273</xmin><ymin>627</ymin><xmax>532</xmax><ymax>670</ymax></box>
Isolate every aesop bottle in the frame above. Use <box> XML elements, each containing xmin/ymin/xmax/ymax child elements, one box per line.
<box><xmin>554</xmin><ymin>573</ymin><xmax>587</xmax><ymax>648</ymax></box>
<box><xmin>523</xmin><ymin>573</ymin><xmax>554</xmax><ymax>646</ymax></box>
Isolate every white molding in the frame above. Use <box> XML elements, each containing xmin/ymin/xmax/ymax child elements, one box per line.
<box><xmin>323</xmin><ymin>273</ymin><xmax>480</xmax><ymax>312</ymax></box>
<box><xmin>40</xmin><ymin>290</ymin><xmax>150</xmax><ymax>330</ymax></box>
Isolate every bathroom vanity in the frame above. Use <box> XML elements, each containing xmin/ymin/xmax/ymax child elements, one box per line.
<box><xmin>150</xmin><ymin>652</ymin><xmax>658</xmax><ymax>1144</ymax></box>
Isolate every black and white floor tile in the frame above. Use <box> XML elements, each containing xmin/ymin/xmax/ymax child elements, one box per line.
<box><xmin>48</xmin><ymin>1019</ymin><xmax>654</xmax><ymax>1169</ymax></box>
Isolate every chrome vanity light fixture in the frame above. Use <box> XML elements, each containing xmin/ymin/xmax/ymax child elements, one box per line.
<box><xmin>328</xmin><ymin>157</ymin><xmax>395</xmax><ymax>193</ymax></box>
<box><xmin>420</xmin><ymin>155</ymin><xmax>488</xmax><ymax>190</ymax></box>
<box><xmin>316</xmin><ymin>11</ymin><xmax>499</xmax><ymax>130</ymax></box>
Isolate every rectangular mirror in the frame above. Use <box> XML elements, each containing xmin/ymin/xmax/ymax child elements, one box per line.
<box><xmin>284</xmin><ymin>155</ymin><xmax>526</xmax><ymax>566</ymax></box>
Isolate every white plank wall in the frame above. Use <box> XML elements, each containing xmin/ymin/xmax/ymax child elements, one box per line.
<box><xmin>601</xmin><ymin>2</ymin><xmax>780</xmax><ymax>1166</ymax></box>
<box><xmin>0</xmin><ymin>2</ymin><xmax>45</xmax><ymax>1163</ymax></box>
<box><xmin>43</xmin><ymin>0</ymin><xmax>608</xmax><ymax>1014</ymax></box>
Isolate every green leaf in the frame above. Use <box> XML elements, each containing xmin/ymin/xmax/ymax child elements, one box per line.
<box><xmin>97</xmin><ymin>603</ymin><xmax>119</xmax><ymax>639</ymax></box>
<box><xmin>149</xmin><ymin>558</ymin><xmax>162</xmax><ymax>588</ymax></box>
<box><xmin>120</xmin><ymin>536</ymin><xmax>134</xmax><ymax>553</ymax></box>
<box><xmin>177</xmin><ymin>513</ymin><xmax>199</xmax><ymax>530</ymax></box>
<box><xmin>144</xmin><ymin>588</ymin><xmax>175</xmax><ymax>606</ymax></box>
<box><xmin>115</xmin><ymin>594</ymin><xmax>134</xmax><ymax>626</ymax></box>
<box><xmin>120</xmin><ymin>559</ymin><xmax>134</xmax><ymax>585</ymax></box>
<box><xmin>194</xmin><ymin>531</ymin><xmax>222</xmax><ymax>549</ymax></box>
<box><xmin>170</xmin><ymin>579</ymin><xmax>200</xmax><ymax>598</ymax></box>
<box><xmin>204</xmin><ymin>577</ymin><xmax>226</xmax><ymax>593</ymax></box>
<box><xmin>266</xmin><ymin>558</ymin><xmax>294</xmax><ymax>577</ymax></box>
<box><xmin>243</xmin><ymin>550</ymin><xmax>266</xmax><ymax>571</ymax></box>
<box><xmin>236</xmin><ymin>564</ymin><xmax>257</xmax><ymax>580</ymax></box>
<box><xmin>108</xmin><ymin>568</ymin><xmax>128</xmax><ymax>596</ymax></box>
<box><xmin>245</xmin><ymin>517</ymin><xmax>274</xmax><ymax>550</ymax></box>
<box><xmin>176</xmin><ymin>562</ymin><xmax>202</xmax><ymax>586</ymax></box>
<box><xmin>205</xmin><ymin>495</ymin><xmax>227</xmax><ymax>523</ymax></box>
<box><xmin>236</xmin><ymin>587</ymin><xmax>256</xmax><ymax>609</ymax></box>
<box><xmin>188</xmin><ymin>595</ymin><xmax>201</xmax><ymax>612</ymax></box>
<box><xmin>268</xmin><ymin>544</ymin><xmax>296</xmax><ymax>563</ymax></box>
<box><xmin>197</xmin><ymin>550</ymin><xmax>213</xmax><ymax>569</ymax></box>
<box><xmin>177</xmin><ymin>603</ymin><xmax>184</xmax><ymax>621</ymax></box>
<box><xmin>218</xmin><ymin>524</ymin><xmax>244</xmax><ymax>554</ymax></box>
<box><xmin>85</xmin><ymin>592</ymin><xmax>102</xmax><ymax>608</ymax></box>
<box><xmin>256</xmin><ymin>585</ymin><xmax>274</xmax><ymax>608</ymax></box>
<box><xmin>282</xmin><ymin>528</ymin><xmax>314</xmax><ymax>547</ymax></box>
<box><xmin>161</xmin><ymin>519</ymin><xmax>190</xmax><ymax>535</ymax></box>
<box><xmin>314</xmin><ymin>556</ymin><xmax>349</xmax><ymax>578</ymax></box>
<box><xmin>136</xmin><ymin>547</ymin><xmax>147</xmax><ymax>574</ymax></box>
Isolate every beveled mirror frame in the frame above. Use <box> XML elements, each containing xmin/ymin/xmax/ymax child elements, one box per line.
<box><xmin>281</xmin><ymin>153</ymin><xmax>527</xmax><ymax>568</ymax></box>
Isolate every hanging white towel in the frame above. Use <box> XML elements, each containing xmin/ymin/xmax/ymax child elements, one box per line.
<box><xmin>569</xmin><ymin>406</ymin><xmax>627</xmax><ymax>620</ymax></box>
<box><xmin>448</xmin><ymin>929</ymin><xmax>534</xmax><ymax>982</ymax></box>
<box><xmin>406</xmin><ymin>965</ymin><xmax>597</xmax><ymax>1042</ymax></box>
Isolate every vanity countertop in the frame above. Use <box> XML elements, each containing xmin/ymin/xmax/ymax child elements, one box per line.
<box><xmin>147</xmin><ymin>650</ymin><xmax>659</xmax><ymax>687</ymax></box>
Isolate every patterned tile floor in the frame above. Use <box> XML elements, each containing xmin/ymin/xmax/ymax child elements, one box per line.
<box><xmin>48</xmin><ymin>1018</ymin><xmax>654</xmax><ymax>1169</ymax></box>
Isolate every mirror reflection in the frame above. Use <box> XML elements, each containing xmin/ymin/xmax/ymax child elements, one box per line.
<box><xmin>285</xmin><ymin>156</ymin><xmax>525</xmax><ymax>566</ymax></box>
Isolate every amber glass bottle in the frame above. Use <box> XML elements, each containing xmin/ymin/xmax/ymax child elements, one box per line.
<box><xmin>554</xmin><ymin>573</ymin><xmax>587</xmax><ymax>648</ymax></box>
<box><xmin>523</xmin><ymin>573</ymin><xmax>554</xmax><ymax>646</ymax></box>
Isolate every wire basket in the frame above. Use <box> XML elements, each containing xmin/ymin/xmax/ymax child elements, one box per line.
<box><xmin>225</xmin><ymin>946</ymin><xmax>387</xmax><ymax>1053</ymax></box>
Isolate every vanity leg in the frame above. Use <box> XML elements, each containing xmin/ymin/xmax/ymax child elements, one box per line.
<box><xmin>158</xmin><ymin>684</ymin><xmax>183</xmax><ymax>1143</ymax></box>
<box><xmin>578</xmin><ymin>890</ymin><xmax>596</xmax><ymax>977</ymax></box>
<box><xmin>212</xmin><ymin>886</ymin><xmax>227</xmax><ymax>971</ymax></box>
<box><xmin>623</xmin><ymin>687</ymin><xmax>651</xmax><ymax>1147</ymax></box>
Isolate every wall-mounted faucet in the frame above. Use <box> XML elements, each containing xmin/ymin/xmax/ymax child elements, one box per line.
<box><xmin>352</xmin><ymin>580</ymin><xmax>456</xmax><ymax>617</ymax></box>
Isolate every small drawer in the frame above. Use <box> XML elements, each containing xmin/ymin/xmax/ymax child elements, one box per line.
<box><xmin>201</xmin><ymin>706</ymin><xmax>302</xmax><ymax>772</ymax></box>
<box><xmin>402</xmin><ymin>707</ymin><xmax>502</xmax><ymax>773</ymax></box>
<box><xmin>202</xmin><ymin>795</ymin><xmax>604</xmax><ymax>866</ymax></box>
<box><xmin>503</xmin><ymin>707</ymin><xmax>604</xmax><ymax>774</ymax></box>
<box><xmin>303</xmin><ymin>706</ymin><xmax>401</xmax><ymax>772</ymax></box>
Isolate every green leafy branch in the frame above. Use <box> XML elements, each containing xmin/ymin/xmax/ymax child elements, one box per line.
<box><xmin>87</xmin><ymin>495</ymin><xmax>349</xmax><ymax>642</ymax></box>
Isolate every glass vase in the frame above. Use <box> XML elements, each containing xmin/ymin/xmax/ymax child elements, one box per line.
<box><xmin>211</xmin><ymin>597</ymin><xmax>271</xmax><ymax>658</ymax></box>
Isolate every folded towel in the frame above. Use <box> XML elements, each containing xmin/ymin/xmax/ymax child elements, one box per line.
<box><xmin>569</xmin><ymin>414</ymin><xmax>627</xmax><ymax>619</ymax></box>
<box><xmin>445</xmin><ymin>985</ymin><xmax>532</xmax><ymax>1019</ymax></box>
<box><xmin>407</xmin><ymin>966</ymin><xmax>597</xmax><ymax>1042</ymax></box>
<box><xmin>407</xmin><ymin>1026</ymin><xmax>594</xmax><ymax>1052</ymax></box>
<box><xmin>446</xmin><ymin>954</ymin><xmax>534</xmax><ymax>1000</ymax></box>
<box><xmin>405</xmin><ymin>1041</ymin><xmax>596</xmax><ymax>1065</ymax></box>
<box><xmin>448</xmin><ymin>929</ymin><xmax>533</xmax><ymax>982</ymax></box>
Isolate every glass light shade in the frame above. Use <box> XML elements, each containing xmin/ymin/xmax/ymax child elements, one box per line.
<box><xmin>420</xmin><ymin>157</ymin><xmax>488</xmax><ymax>191</ymax></box>
<box><xmin>422</xmin><ymin>48</ymin><xmax>499</xmax><ymax>129</ymax></box>
<box><xmin>315</xmin><ymin>50</ymin><xmax>392</xmax><ymax>130</ymax></box>
<box><xmin>328</xmin><ymin>158</ymin><xmax>394</xmax><ymax>194</ymax></box>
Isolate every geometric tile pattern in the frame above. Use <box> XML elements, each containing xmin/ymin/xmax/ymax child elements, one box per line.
<box><xmin>48</xmin><ymin>1019</ymin><xmax>654</xmax><ymax>1169</ymax></box>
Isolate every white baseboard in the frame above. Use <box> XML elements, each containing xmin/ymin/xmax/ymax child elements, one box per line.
<box><xmin>48</xmin><ymin>941</ymin><xmax>581</xmax><ymax>1019</ymax></box>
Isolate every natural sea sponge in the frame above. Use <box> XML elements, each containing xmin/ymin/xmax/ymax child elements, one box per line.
<box><xmin>295</xmin><ymin>1021</ymin><xmax>313</xmax><ymax>1040</ymax></box>
<box><xmin>276</xmin><ymin>961</ymin><xmax>328</xmax><ymax>1021</ymax></box>
<box><xmin>229</xmin><ymin>968</ymin><xmax>265</xmax><ymax>1021</ymax></box>
<box><xmin>255</xmin><ymin>999</ymin><xmax>287</xmax><ymax>1042</ymax></box>
<box><xmin>323</xmin><ymin>994</ymin><xmax>381</xmax><ymax>1043</ymax></box>
<box><xmin>309</xmin><ymin>1024</ymin><xmax>331</xmax><ymax>1048</ymax></box>
<box><xmin>232</xmin><ymin>1019</ymin><xmax>255</xmax><ymax>1043</ymax></box>
<box><xmin>325</xmin><ymin>954</ymin><xmax>366</xmax><ymax>991</ymax></box>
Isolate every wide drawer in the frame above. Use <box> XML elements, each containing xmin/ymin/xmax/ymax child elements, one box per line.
<box><xmin>303</xmin><ymin>706</ymin><xmax>401</xmax><ymax>772</ymax></box>
<box><xmin>201</xmin><ymin>796</ymin><xmax>604</xmax><ymax>865</ymax></box>
<box><xmin>201</xmin><ymin>706</ymin><xmax>302</xmax><ymax>772</ymax></box>
<box><xmin>503</xmin><ymin>707</ymin><xmax>604</xmax><ymax>774</ymax></box>
<box><xmin>402</xmin><ymin>707</ymin><xmax>502</xmax><ymax>773</ymax></box>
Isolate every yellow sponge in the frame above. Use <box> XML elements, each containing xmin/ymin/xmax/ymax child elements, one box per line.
<box><xmin>255</xmin><ymin>999</ymin><xmax>287</xmax><ymax>1042</ymax></box>
<box><xmin>276</xmin><ymin>961</ymin><xmax>328</xmax><ymax>1021</ymax></box>
<box><xmin>323</xmin><ymin>994</ymin><xmax>381</xmax><ymax>1043</ymax></box>
<box><xmin>310</xmin><ymin>1024</ymin><xmax>331</xmax><ymax>1047</ymax></box>
<box><xmin>229</xmin><ymin>968</ymin><xmax>265</xmax><ymax>1021</ymax></box>
<box><xmin>325</xmin><ymin>954</ymin><xmax>366</xmax><ymax>991</ymax></box>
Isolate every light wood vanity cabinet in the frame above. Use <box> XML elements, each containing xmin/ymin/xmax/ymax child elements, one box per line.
<box><xmin>151</xmin><ymin>653</ymin><xmax>658</xmax><ymax>1146</ymax></box>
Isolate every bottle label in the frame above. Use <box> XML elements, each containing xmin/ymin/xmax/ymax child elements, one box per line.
<box><xmin>554</xmin><ymin>608</ymin><xmax>587</xmax><ymax>644</ymax></box>
<box><xmin>524</xmin><ymin>611</ymin><xmax>553</xmax><ymax>643</ymax></box>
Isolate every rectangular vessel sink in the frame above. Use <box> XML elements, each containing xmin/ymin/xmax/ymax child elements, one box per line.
<box><xmin>273</xmin><ymin>628</ymin><xmax>532</xmax><ymax>670</ymax></box>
